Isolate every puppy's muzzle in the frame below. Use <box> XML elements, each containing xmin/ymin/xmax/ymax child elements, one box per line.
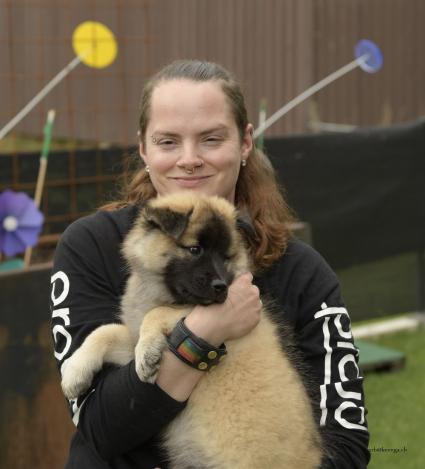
<box><xmin>211</xmin><ymin>279</ymin><xmax>228</xmax><ymax>303</ymax></box>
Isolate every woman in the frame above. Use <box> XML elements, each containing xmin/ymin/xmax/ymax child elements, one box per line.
<box><xmin>50</xmin><ymin>60</ymin><xmax>370</xmax><ymax>468</ymax></box>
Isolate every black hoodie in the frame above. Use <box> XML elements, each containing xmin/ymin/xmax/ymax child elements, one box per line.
<box><xmin>50</xmin><ymin>206</ymin><xmax>370</xmax><ymax>468</ymax></box>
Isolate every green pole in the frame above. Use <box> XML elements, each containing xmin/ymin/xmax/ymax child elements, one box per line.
<box><xmin>24</xmin><ymin>109</ymin><xmax>56</xmax><ymax>267</ymax></box>
<box><xmin>34</xmin><ymin>109</ymin><xmax>55</xmax><ymax>207</ymax></box>
<box><xmin>41</xmin><ymin>109</ymin><xmax>55</xmax><ymax>161</ymax></box>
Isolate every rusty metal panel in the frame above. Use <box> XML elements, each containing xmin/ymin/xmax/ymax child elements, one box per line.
<box><xmin>127</xmin><ymin>0</ymin><xmax>314</xmax><ymax>137</ymax></box>
<box><xmin>312</xmin><ymin>0</ymin><xmax>425</xmax><ymax>128</ymax></box>
<box><xmin>0</xmin><ymin>0</ymin><xmax>424</xmax><ymax>141</ymax></box>
<box><xmin>0</xmin><ymin>0</ymin><xmax>314</xmax><ymax>144</ymax></box>
<box><xmin>0</xmin><ymin>263</ymin><xmax>74</xmax><ymax>469</ymax></box>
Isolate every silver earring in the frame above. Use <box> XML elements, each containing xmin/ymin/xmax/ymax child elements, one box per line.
<box><xmin>241</xmin><ymin>160</ymin><xmax>247</xmax><ymax>167</ymax></box>
<box><xmin>145</xmin><ymin>165</ymin><xmax>150</xmax><ymax>173</ymax></box>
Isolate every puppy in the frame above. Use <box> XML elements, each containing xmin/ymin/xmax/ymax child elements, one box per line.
<box><xmin>61</xmin><ymin>193</ymin><xmax>323</xmax><ymax>469</ymax></box>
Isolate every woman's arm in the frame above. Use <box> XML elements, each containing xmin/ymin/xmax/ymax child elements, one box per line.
<box><xmin>295</xmin><ymin>245</ymin><xmax>370</xmax><ymax>468</ymax></box>
<box><xmin>257</xmin><ymin>240</ymin><xmax>370</xmax><ymax>468</ymax></box>
<box><xmin>50</xmin><ymin>214</ymin><xmax>187</xmax><ymax>460</ymax></box>
<box><xmin>297</xmin><ymin>297</ymin><xmax>370</xmax><ymax>468</ymax></box>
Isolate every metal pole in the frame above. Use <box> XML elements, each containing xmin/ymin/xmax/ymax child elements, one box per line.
<box><xmin>24</xmin><ymin>110</ymin><xmax>56</xmax><ymax>267</ymax></box>
<box><xmin>0</xmin><ymin>55</ymin><xmax>82</xmax><ymax>141</ymax></box>
<box><xmin>253</xmin><ymin>54</ymin><xmax>369</xmax><ymax>139</ymax></box>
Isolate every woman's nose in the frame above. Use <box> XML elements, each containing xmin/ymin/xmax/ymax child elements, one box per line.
<box><xmin>177</xmin><ymin>143</ymin><xmax>202</xmax><ymax>167</ymax></box>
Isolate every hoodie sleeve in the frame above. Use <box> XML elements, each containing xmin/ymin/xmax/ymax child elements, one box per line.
<box><xmin>297</xmin><ymin>272</ymin><xmax>370</xmax><ymax>468</ymax></box>
<box><xmin>50</xmin><ymin>212</ymin><xmax>186</xmax><ymax>461</ymax></box>
<box><xmin>259</xmin><ymin>240</ymin><xmax>371</xmax><ymax>468</ymax></box>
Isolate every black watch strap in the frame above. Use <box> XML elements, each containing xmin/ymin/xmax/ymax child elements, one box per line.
<box><xmin>167</xmin><ymin>318</ymin><xmax>227</xmax><ymax>371</ymax></box>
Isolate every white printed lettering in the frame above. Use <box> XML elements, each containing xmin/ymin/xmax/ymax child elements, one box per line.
<box><xmin>335</xmin><ymin>382</ymin><xmax>362</xmax><ymax>401</ymax></box>
<box><xmin>335</xmin><ymin>401</ymin><xmax>367</xmax><ymax>431</ymax></box>
<box><xmin>51</xmin><ymin>271</ymin><xmax>70</xmax><ymax>306</ymax></box>
<box><xmin>315</xmin><ymin>302</ymin><xmax>367</xmax><ymax>431</ymax></box>
<box><xmin>51</xmin><ymin>271</ymin><xmax>72</xmax><ymax>361</ymax></box>
<box><xmin>314</xmin><ymin>302</ymin><xmax>349</xmax><ymax>319</ymax></box>
<box><xmin>334</xmin><ymin>314</ymin><xmax>352</xmax><ymax>339</ymax></box>
<box><xmin>322</xmin><ymin>317</ymin><xmax>332</xmax><ymax>384</ymax></box>
<box><xmin>52</xmin><ymin>307</ymin><xmax>71</xmax><ymax>325</ymax></box>
<box><xmin>53</xmin><ymin>324</ymin><xmax>72</xmax><ymax>360</ymax></box>
<box><xmin>319</xmin><ymin>384</ymin><xmax>328</xmax><ymax>427</ymax></box>
<box><xmin>338</xmin><ymin>354</ymin><xmax>360</xmax><ymax>382</ymax></box>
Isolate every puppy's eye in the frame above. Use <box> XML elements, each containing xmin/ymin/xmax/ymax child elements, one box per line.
<box><xmin>224</xmin><ymin>252</ymin><xmax>235</xmax><ymax>261</ymax></box>
<box><xmin>223</xmin><ymin>256</ymin><xmax>234</xmax><ymax>263</ymax></box>
<box><xmin>188</xmin><ymin>245</ymin><xmax>203</xmax><ymax>256</ymax></box>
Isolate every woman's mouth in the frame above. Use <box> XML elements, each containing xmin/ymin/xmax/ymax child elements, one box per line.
<box><xmin>170</xmin><ymin>176</ymin><xmax>213</xmax><ymax>188</ymax></box>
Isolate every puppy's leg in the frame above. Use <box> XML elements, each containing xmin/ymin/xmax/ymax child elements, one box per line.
<box><xmin>135</xmin><ymin>306</ymin><xmax>189</xmax><ymax>383</ymax></box>
<box><xmin>61</xmin><ymin>323</ymin><xmax>133</xmax><ymax>399</ymax></box>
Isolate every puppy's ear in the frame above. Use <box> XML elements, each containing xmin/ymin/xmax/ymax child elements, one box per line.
<box><xmin>236</xmin><ymin>210</ymin><xmax>256</xmax><ymax>241</ymax></box>
<box><xmin>143</xmin><ymin>206</ymin><xmax>192</xmax><ymax>240</ymax></box>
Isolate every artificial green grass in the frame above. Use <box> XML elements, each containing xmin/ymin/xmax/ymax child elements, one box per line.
<box><xmin>363</xmin><ymin>328</ymin><xmax>425</xmax><ymax>468</ymax></box>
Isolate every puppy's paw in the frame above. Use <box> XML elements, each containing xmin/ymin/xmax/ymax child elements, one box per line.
<box><xmin>61</xmin><ymin>353</ymin><xmax>99</xmax><ymax>400</ymax></box>
<box><xmin>135</xmin><ymin>335</ymin><xmax>167</xmax><ymax>383</ymax></box>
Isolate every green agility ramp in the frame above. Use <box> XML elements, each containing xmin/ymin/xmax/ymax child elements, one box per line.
<box><xmin>356</xmin><ymin>339</ymin><xmax>406</xmax><ymax>372</ymax></box>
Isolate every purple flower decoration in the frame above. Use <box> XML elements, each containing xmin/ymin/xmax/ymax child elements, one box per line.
<box><xmin>0</xmin><ymin>190</ymin><xmax>44</xmax><ymax>257</ymax></box>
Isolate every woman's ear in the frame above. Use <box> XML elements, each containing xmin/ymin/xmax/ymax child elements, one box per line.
<box><xmin>241</xmin><ymin>123</ymin><xmax>254</xmax><ymax>160</ymax></box>
<box><xmin>139</xmin><ymin>139</ymin><xmax>147</xmax><ymax>165</ymax></box>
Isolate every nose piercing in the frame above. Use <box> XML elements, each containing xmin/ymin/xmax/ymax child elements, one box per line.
<box><xmin>184</xmin><ymin>160</ymin><xmax>203</xmax><ymax>175</ymax></box>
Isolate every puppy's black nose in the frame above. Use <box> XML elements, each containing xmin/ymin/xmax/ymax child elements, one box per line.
<box><xmin>211</xmin><ymin>279</ymin><xmax>227</xmax><ymax>295</ymax></box>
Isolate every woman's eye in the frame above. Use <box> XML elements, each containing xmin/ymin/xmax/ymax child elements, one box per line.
<box><xmin>188</xmin><ymin>245</ymin><xmax>203</xmax><ymax>256</ymax></box>
<box><xmin>203</xmin><ymin>136</ymin><xmax>222</xmax><ymax>146</ymax></box>
<box><xmin>158</xmin><ymin>139</ymin><xmax>178</xmax><ymax>149</ymax></box>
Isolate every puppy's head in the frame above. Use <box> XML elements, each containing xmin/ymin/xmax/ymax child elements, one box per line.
<box><xmin>123</xmin><ymin>193</ymin><xmax>250</xmax><ymax>305</ymax></box>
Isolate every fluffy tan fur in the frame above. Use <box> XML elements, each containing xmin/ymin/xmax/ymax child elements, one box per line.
<box><xmin>61</xmin><ymin>192</ymin><xmax>322</xmax><ymax>469</ymax></box>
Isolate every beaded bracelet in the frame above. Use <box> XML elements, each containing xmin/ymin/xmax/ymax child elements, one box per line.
<box><xmin>167</xmin><ymin>318</ymin><xmax>227</xmax><ymax>371</ymax></box>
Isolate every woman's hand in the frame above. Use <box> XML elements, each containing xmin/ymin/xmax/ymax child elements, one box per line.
<box><xmin>184</xmin><ymin>272</ymin><xmax>262</xmax><ymax>346</ymax></box>
<box><xmin>155</xmin><ymin>272</ymin><xmax>261</xmax><ymax>401</ymax></box>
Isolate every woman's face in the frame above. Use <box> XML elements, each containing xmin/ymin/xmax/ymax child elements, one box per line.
<box><xmin>139</xmin><ymin>79</ymin><xmax>253</xmax><ymax>203</ymax></box>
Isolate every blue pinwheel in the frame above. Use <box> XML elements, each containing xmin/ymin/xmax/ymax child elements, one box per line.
<box><xmin>0</xmin><ymin>190</ymin><xmax>44</xmax><ymax>257</ymax></box>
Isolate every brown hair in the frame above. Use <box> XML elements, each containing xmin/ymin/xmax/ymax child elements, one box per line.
<box><xmin>106</xmin><ymin>60</ymin><xmax>296</xmax><ymax>271</ymax></box>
